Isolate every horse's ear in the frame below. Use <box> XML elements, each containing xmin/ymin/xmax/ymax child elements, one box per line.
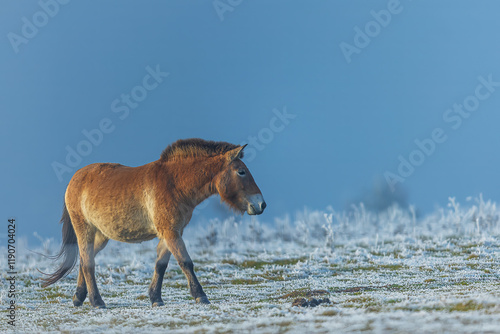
<box><xmin>226</xmin><ymin>144</ymin><xmax>247</xmax><ymax>162</ymax></box>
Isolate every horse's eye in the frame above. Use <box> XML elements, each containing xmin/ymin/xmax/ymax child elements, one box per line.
<box><xmin>237</xmin><ymin>170</ymin><xmax>246</xmax><ymax>176</ymax></box>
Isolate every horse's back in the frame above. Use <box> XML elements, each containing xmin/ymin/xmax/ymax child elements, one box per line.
<box><xmin>66</xmin><ymin>163</ymin><xmax>132</xmax><ymax>201</ymax></box>
<box><xmin>65</xmin><ymin>162</ymin><xmax>158</xmax><ymax>243</ymax></box>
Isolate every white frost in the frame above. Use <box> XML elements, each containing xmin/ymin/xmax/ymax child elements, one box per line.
<box><xmin>1</xmin><ymin>196</ymin><xmax>500</xmax><ymax>333</ymax></box>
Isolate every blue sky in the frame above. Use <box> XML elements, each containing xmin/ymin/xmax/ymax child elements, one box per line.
<box><xmin>2</xmin><ymin>1</ymin><xmax>500</xmax><ymax>244</ymax></box>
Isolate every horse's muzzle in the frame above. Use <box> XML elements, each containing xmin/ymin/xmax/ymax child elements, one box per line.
<box><xmin>247</xmin><ymin>194</ymin><xmax>266</xmax><ymax>215</ymax></box>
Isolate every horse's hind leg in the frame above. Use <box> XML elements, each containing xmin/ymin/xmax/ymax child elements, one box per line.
<box><xmin>148</xmin><ymin>239</ymin><xmax>171</xmax><ymax>306</ymax></box>
<box><xmin>72</xmin><ymin>219</ymin><xmax>107</xmax><ymax>308</ymax></box>
<box><xmin>72</xmin><ymin>262</ymin><xmax>87</xmax><ymax>307</ymax></box>
<box><xmin>73</xmin><ymin>230</ymin><xmax>109</xmax><ymax>307</ymax></box>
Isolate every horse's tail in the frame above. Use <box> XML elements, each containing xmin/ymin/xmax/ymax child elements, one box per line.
<box><xmin>40</xmin><ymin>202</ymin><xmax>79</xmax><ymax>288</ymax></box>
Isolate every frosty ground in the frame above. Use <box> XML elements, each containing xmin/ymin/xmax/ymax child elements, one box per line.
<box><xmin>2</xmin><ymin>197</ymin><xmax>500</xmax><ymax>333</ymax></box>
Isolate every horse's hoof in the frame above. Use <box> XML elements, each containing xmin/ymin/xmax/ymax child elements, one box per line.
<box><xmin>90</xmin><ymin>296</ymin><xmax>106</xmax><ymax>309</ymax></box>
<box><xmin>152</xmin><ymin>301</ymin><xmax>165</xmax><ymax>307</ymax></box>
<box><xmin>72</xmin><ymin>295</ymin><xmax>84</xmax><ymax>307</ymax></box>
<box><xmin>73</xmin><ymin>300</ymin><xmax>83</xmax><ymax>307</ymax></box>
<box><xmin>196</xmin><ymin>296</ymin><xmax>210</xmax><ymax>304</ymax></box>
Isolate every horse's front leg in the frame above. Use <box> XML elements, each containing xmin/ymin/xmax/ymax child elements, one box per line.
<box><xmin>148</xmin><ymin>239</ymin><xmax>171</xmax><ymax>306</ymax></box>
<box><xmin>162</xmin><ymin>230</ymin><xmax>209</xmax><ymax>304</ymax></box>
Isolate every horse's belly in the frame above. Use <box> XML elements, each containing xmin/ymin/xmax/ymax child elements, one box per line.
<box><xmin>86</xmin><ymin>208</ymin><xmax>158</xmax><ymax>243</ymax></box>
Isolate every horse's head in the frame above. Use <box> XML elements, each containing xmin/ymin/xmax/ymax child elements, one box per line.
<box><xmin>214</xmin><ymin>145</ymin><xmax>266</xmax><ymax>215</ymax></box>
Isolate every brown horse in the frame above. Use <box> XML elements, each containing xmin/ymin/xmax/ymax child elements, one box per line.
<box><xmin>42</xmin><ymin>138</ymin><xmax>266</xmax><ymax>308</ymax></box>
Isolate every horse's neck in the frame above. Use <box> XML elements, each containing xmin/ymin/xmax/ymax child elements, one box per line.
<box><xmin>166</xmin><ymin>157</ymin><xmax>223</xmax><ymax>208</ymax></box>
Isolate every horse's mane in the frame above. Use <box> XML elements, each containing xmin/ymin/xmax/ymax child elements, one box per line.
<box><xmin>160</xmin><ymin>138</ymin><xmax>242</xmax><ymax>161</ymax></box>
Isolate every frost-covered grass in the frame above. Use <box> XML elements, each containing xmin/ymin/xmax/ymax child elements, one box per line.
<box><xmin>2</xmin><ymin>196</ymin><xmax>500</xmax><ymax>333</ymax></box>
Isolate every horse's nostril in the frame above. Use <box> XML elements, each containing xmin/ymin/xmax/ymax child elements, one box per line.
<box><xmin>261</xmin><ymin>201</ymin><xmax>267</xmax><ymax>210</ymax></box>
